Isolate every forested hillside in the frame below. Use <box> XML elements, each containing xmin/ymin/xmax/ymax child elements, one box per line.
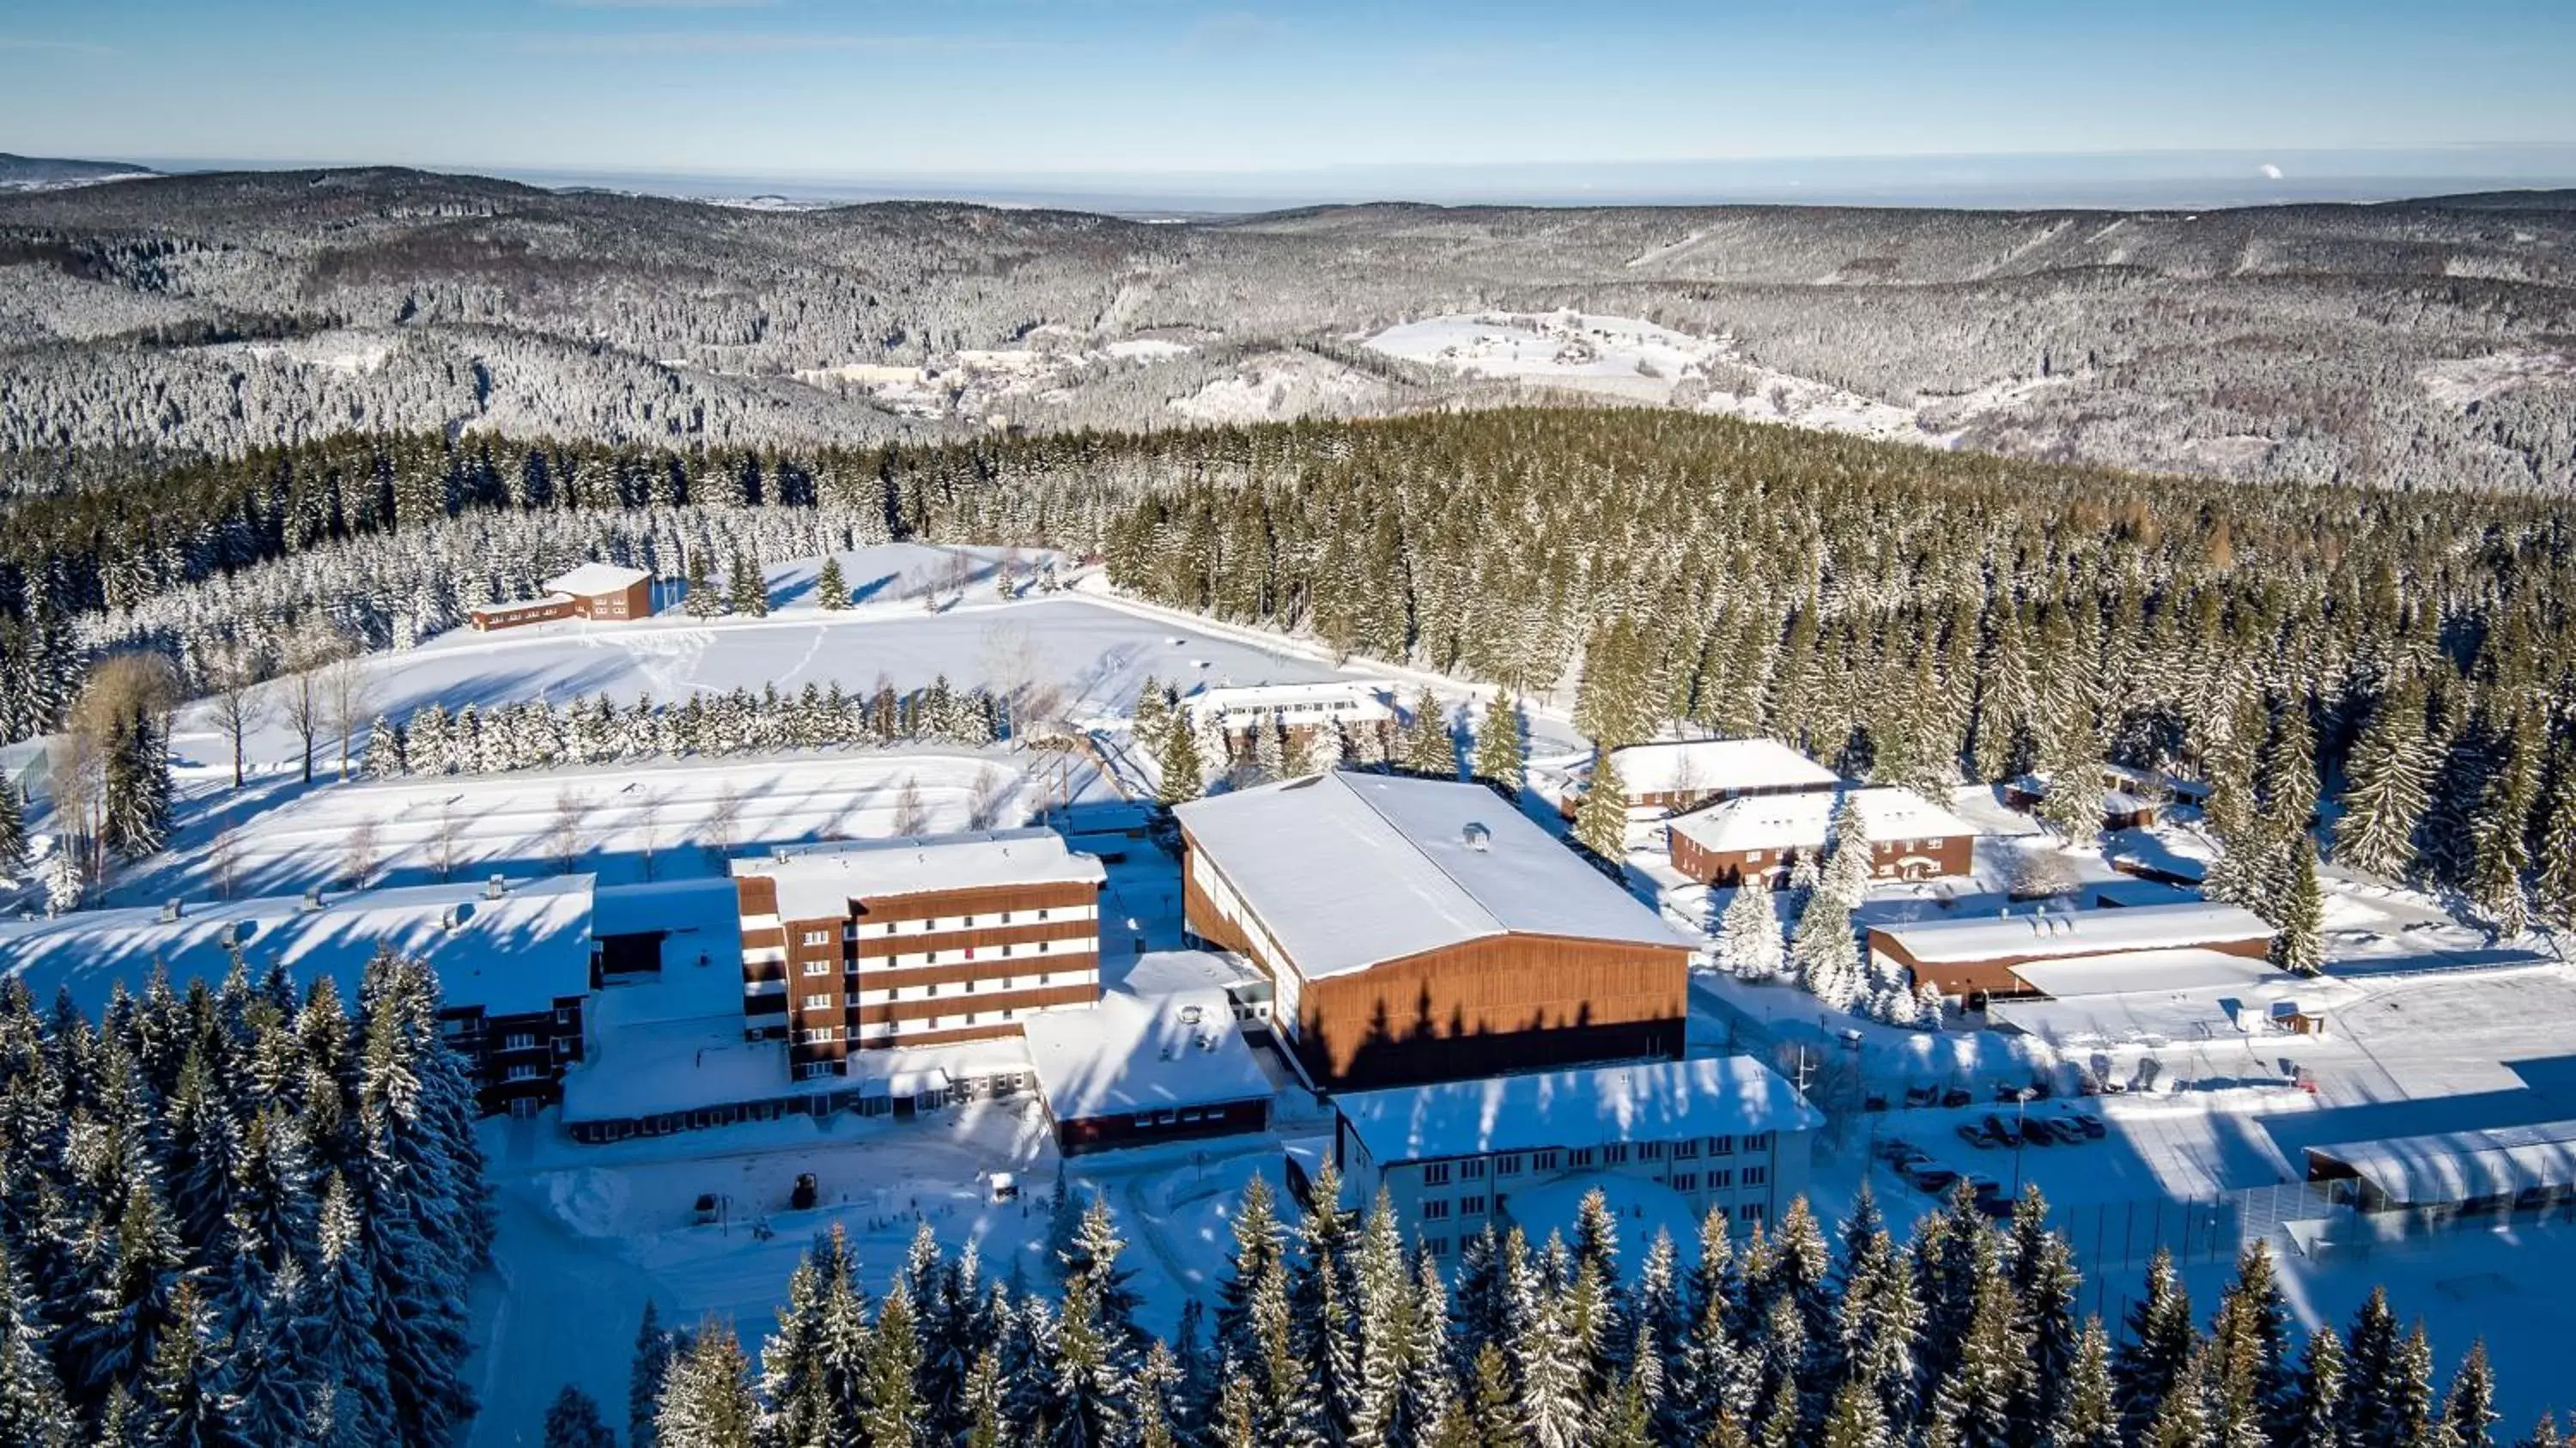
<box><xmin>3</xmin><ymin>169</ymin><xmax>2572</xmax><ymax>490</ymax></box>
<box><xmin>2</xmin><ymin>410</ymin><xmax>2571</xmax><ymax>925</ymax></box>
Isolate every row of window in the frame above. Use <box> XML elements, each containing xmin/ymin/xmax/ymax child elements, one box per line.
<box><xmin>800</xmin><ymin>970</ymin><xmax>1090</xmax><ymax>1012</ymax></box>
<box><xmin>1417</xmin><ymin>1202</ymin><xmax>1768</xmax><ymax>1261</ymax></box>
<box><xmin>1415</xmin><ymin>1133</ymin><xmax>1773</xmax><ymax>1185</ymax></box>
<box><xmin>800</xmin><ymin>937</ymin><xmax>1091</xmax><ymax>975</ymax></box>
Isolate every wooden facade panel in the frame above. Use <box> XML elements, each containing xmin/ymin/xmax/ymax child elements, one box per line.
<box><xmin>854</xmin><ymin>953</ymin><xmax>1100</xmax><ymax>992</ymax></box>
<box><xmin>856</xmin><ymin>880</ymin><xmax>1103</xmax><ymax>922</ymax></box>
<box><xmin>852</xmin><ymin>983</ymin><xmax>1097</xmax><ymax>1025</ymax></box>
<box><xmin>735</xmin><ymin>877</ymin><xmax>780</xmax><ymax>916</ymax></box>
<box><xmin>1054</xmin><ymin>1098</ymin><xmax>1271</xmax><ymax>1155</ymax></box>
<box><xmin>1670</xmin><ymin>832</ymin><xmax>1974</xmax><ymax>889</ymax></box>
<box><xmin>1297</xmin><ymin>934</ymin><xmax>1689</xmax><ymax>1089</ymax></box>
<box><xmin>852</xmin><ymin>918</ymin><xmax>1098</xmax><ymax>958</ymax></box>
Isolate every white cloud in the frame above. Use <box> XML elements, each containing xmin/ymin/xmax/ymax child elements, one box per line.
<box><xmin>2259</xmin><ymin>162</ymin><xmax>2285</xmax><ymax>180</ymax></box>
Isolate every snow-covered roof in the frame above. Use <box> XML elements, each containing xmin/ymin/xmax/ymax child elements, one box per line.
<box><xmin>1118</xmin><ymin>947</ymin><xmax>1263</xmax><ymax>997</ymax></box>
<box><xmin>1175</xmin><ymin>770</ymin><xmax>1694</xmax><ymax>979</ymax></box>
<box><xmin>1868</xmin><ymin>901</ymin><xmax>2274</xmax><ymax>965</ymax></box>
<box><xmin>0</xmin><ymin>875</ymin><xmax>596</xmax><ymax>1017</ymax></box>
<box><xmin>2008</xmin><ymin>947</ymin><xmax>2285</xmax><ymax>999</ymax></box>
<box><xmin>1597</xmin><ymin>739</ymin><xmax>1840</xmax><ymax>799</ymax></box>
<box><xmin>545</xmin><ymin>562</ymin><xmax>651</xmax><ymax>597</ymax></box>
<box><xmin>1180</xmin><ymin>679</ymin><xmax>1395</xmax><ymax>723</ymax></box>
<box><xmin>1336</xmin><ymin>1056</ymin><xmax>1823</xmax><ymax>1165</ymax></box>
<box><xmin>733</xmin><ymin>828</ymin><xmax>1105</xmax><ymax>921</ymax></box>
<box><xmin>1669</xmin><ymin>785</ymin><xmax>1976</xmax><ymax>855</ymax></box>
<box><xmin>1023</xmin><ymin>983</ymin><xmax>1274</xmax><ymax>1120</ymax></box>
<box><xmin>2308</xmin><ymin>1119</ymin><xmax>2576</xmax><ymax>1208</ymax></box>
<box><xmin>560</xmin><ymin>1006</ymin><xmax>1030</xmax><ymax>1123</ymax></box>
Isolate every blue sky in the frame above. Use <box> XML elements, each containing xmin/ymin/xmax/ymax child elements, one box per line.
<box><xmin>3</xmin><ymin>0</ymin><xmax>2572</xmax><ymax>182</ymax></box>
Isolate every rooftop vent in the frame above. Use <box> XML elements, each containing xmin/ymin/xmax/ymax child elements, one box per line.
<box><xmin>484</xmin><ymin>874</ymin><xmax>507</xmax><ymax>901</ymax></box>
<box><xmin>301</xmin><ymin>889</ymin><xmax>326</xmax><ymax>913</ymax></box>
<box><xmin>1461</xmin><ymin>822</ymin><xmax>1492</xmax><ymax>853</ymax></box>
<box><xmin>440</xmin><ymin>903</ymin><xmax>474</xmax><ymax>933</ymax></box>
<box><xmin>159</xmin><ymin>898</ymin><xmax>183</xmax><ymax>923</ymax></box>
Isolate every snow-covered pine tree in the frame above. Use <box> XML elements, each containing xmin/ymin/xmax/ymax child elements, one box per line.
<box><xmin>816</xmin><ymin>557</ymin><xmax>850</xmax><ymax>611</ymax></box>
<box><xmin>656</xmin><ymin>1323</ymin><xmax>758</xmax><ymax>1448</ymax></box>
<box><xmin>0</xmin><ymin>1238</ymin><xmax>76</xmax><ymax>1446</ymax></box>
<box><xmin>1516</xmin><ymin>1287</ymin><xmax>1585</xmax><ymax>1448</ymax></box>
<box><xmin>1400</xmin><ymin>689</ymin><xmax>1459</xmax><ymax>780</ymax></box>
<box><xmin>1820</xmin><ymin>799</ymin><xmax>1874</xmax><ymax>911</ymax></box>
<box><xmin>1155</xmin><ymin>719</ymin><xmax>1205</xmax><ymax>806</ymax></box>
<box><xmin>1791</xmin><ymin>889</ymin><xmax>1862</xmax><ymax>1013</ymax></box>
<box><xmin>2334</xmin><ymin>680</ymin><xmax>2432</xmax><ymax>879</ymax></box>
<box><xmin>2469</xmin><ymin>712</ymin><xmax>2542</xmax><ymax>936</ymax></box>
<box><xmin>41</xmin><ymin>850</ymin><xmax>82</xmax><ymax>916</ymax></box>
<box><xmin>1471</xmin><ymin>692</ymin><xmax>1526</xmax><ymax>799</ymax></box>
<box><xmin>683</xmin><ymin>548</ymin><xmax>720</xmax><ymax>620</ymax></box>
<box><xmin>1719</xmin><ymin>883</ymin><xmax>1786</xmax><ymax>982</ymax></box>
<box><xmin>0</xmin><ymin>784</ymin><xmax>27</xmax><ymax>879</ymax></box>
<box><xmin>2268</xmin><ymin>832</ymin><xmax>2327</xmax><ymax>975</ymax></box>
<box><xmin>2113</xmin><ymin>1248</ymin><xmax>2196</xmax><ymax>1441</ymax></box>
<box><xmin>1573</xmin><ymin>748</ymin><xmax>1631</xmax><ymax>864</ymax></box>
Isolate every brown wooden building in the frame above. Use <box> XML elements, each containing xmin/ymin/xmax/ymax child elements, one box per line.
<box><xmin>732</xmin><ymin>830</ymin><xmax>1108</xmax><ymax>1082</ymax></box>
<box><xmin>1668</xmin><ymin>785</ymin><xmax>1978</xmax><ymax>889</ymax></box>
<box><xmin>1022</xmin><ymin>974</ymin><xmax>1276</xmax><ymax>1155</ymax></box>
<box><xmin>471</xmin><ymin>562</ymin><xmax>655</xmax><ymax>631</ymax></box>
<box><xmin>1175</xmin><ymin>770</ymin><xmax>1696</xmax><ymax>1090</ymax></box>
<box><xmin>1867</xmin><ymin>900</ymin><xmax>2275</xmax><ymax>1001</ymax></box>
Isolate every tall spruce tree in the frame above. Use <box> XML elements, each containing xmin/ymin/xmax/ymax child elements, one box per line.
<box><xmin>1471</xmin><ymin>692</ymin><xmax>1527</xmax><ymax>799</ymax></box>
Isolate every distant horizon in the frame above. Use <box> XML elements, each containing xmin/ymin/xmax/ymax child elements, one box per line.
<box><xmin>56</xmin><ymin>144</ymin><xmax>2576</xmax><ymax>216</ymax></box>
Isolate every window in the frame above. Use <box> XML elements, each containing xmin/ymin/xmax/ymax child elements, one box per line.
<box><xmin>1460</xmin><ymin>1159</ymin><xmax>1486</xmax><ymax>1181</ymax></box>
<box><xmin>1673</xmin><ymin>1172</ymin><xmax>1698</xmax><ymax>1193</ymax></box>
<box><xmin>795</xmin><ymin>1060</ymin><xmax>835</xmax><ymax>1080</ymax></box>
<box><xmin>800</xmin><ymin>929</ymin><xmax>832</xmax><ymax>946</ymax></box>
<box><xmin>802</xmin><ymin>959</ymin><xmax>834</xmax><ymax>976</ymax></box>
<box><xmin>1673</xmin><ymin>1139</ymin><xmax>1699</xmax><ymax>1161</ymax></box>
<box><xmin>1638</xmin><ymin>1141</ymin><xmax>1665</xmax><ymax>1161</ymax></box>
<box><xmin>1746</xmin><ymin>1133</ymin><xmax>1772</xmax><ymax>1153</ymax></box>
<box><xmin>1602</xmin><ymin>1144</ymin><xmax>1629</xmax><ymax>1165</ymax></box>
<box><xmin>1742</xmin><ymin>1165</ymin><xmax>1768</xmax><ymax>1187</ymax></box>
<box><xmin>1496</xmin><ymin>1154</ymin><xmax>1524</xmax><ymax>1177</ymax></box>
<box><xmin>1425</xmin><ymin>1237</ymin><xmax>1450</xmax><ymax>1259</ymax></box>
<box><xmin>1709</xmin><ymin>1169</ymin><xmax>1734</xmax><ymax>1190</ymax></box>
<box><xmin>1709</xmin><ymin>1134</ymin><xmax>1735</xmax><ymax>1156</ymax></box>
<box><xmin>1037</xmin><ymin>908</ymin><xmax>1050</xmax><ymax>920</ymax></box>
<box><xmin>554</xmin><ymin>1007</ymin><xmax>574</xmax><ymax>1025</ymax></box>
<box><xmin>1461</xmin><ymin>1195</ymin><xmax>1487</xmax><ymax>1216</ymax></box>
<box><xmin>1422</xmin><ymin>1163</ymin><xmax>1452</xmax><ymax>1187</ymax></box>
<box><xmin>803</xmin><ymin>993</ymin><xmax>830</xmax><ymax>1010</ymax></box>
<box><xmin>1740</xmin><ymin>1203</ymin><xmax>1765</xmax><ymax>1225</ymax></box>
<box><xmin>505</xmin><ymin>1064</ymin><xmax>538</xmax><ymax>1082</ymax></box>
<box><xmin>1568</xmin><ymin>1148</ymin><xmax>1595</xmax><ymax>1169</ymax></box>
<box><xmin>1421</xmin><ymin>1199</ymin><xmax>1451</xmax><ymax>1221</ymax></box>
<box><xmin>1531</xmin><ymin>1150</ymin><xmax>1559</xmax><ymax>1172</ymax></box>
<box><xmin>504</xmin><ymin>1032</ymin><xmax>536</xmax><ymax>1051</ymax></box>
<box><xmin>801</xmin><ymin>1027</ymin><xmax>838</xmax><ymax>1044</ymax></box>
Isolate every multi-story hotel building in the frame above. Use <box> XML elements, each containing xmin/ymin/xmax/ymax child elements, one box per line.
<box><xmin>730</xmin><ymin>830</ymin><xmax>1109</xmax><ymax>1080</ymax></box>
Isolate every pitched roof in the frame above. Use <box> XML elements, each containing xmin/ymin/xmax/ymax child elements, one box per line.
<box><xmin>545</xmin><ymin>562</ymin><xmax>651</xmax><ymax>597</ymax></box>
<box><xmin>732</xmin><ymin>828</ymin><xmax>1104</xmax><ymax>921</ymax></box>
<box><xmin>0</xmin><ymin>875</ymin><xmax>597</xmax><ymax>1016</ymax></box>
<box><xmin>1175</xmin><ymin>770</ymin><xmax>1692</xmax><ymax>979</ymax></box>
<box><xmin>1335</xmin><ymin>1056</ymin><xmax>1824</xmax><ymax>1165</ymax></box>
<box><xmin>1669</xmin><ymin>785</ymin><xmax>1976</xmax><ymax>855</ymax></box>
<box><xmin>1598</xmin><ymin>739</ymin><xmax>1840</xmax><ymax>798</ymax></box>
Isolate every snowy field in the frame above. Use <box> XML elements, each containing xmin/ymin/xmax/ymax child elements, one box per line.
<box><xmin>1365</xmin><ymin>309</ymin><xmax>2067</xmax><ymax>450</ymax></box>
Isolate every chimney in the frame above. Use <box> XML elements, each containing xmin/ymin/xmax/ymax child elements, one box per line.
<box><xmin>1461</xmin><ymin>822</ymin><xmax>1492</xmax><ymax>853</ymax></box>
<box><xmin>441</xmin><ymin>903</ymin><xmax>471</xmax><ymax>933</ymax></box>
<box><xmin>301</xmin><ymin>889</ymin><xmax>326</xmax><ymax>913</ymax></box>
<box><xmin>485</xmin><ymin>874</ymin><xmax>507</xmax><ymax>901</ymax></box>
<box><xmin>160</xmin><ymin>898</ymin><xmax>183</xmax><ymax>923</ymax></box>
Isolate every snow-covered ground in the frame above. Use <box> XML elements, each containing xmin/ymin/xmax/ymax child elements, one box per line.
<box><xmin>1364</xmin><ymin>309</ymin><xmax>2069</xmax><ymax>451</ymax></box>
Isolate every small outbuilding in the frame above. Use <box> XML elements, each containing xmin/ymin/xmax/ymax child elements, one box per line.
<box><xmin>1022</xmin><ymin>979</ymin><xmax>1275</xmax><ymax>1154</ymax></box>
<box><xmin>1560</xmin><ymin>738</ymin><xmax>1841</xmax><ymax>820</ymax></box>
<box><xmin>1868</xmin><ymin>900</ymin><xmax>2275</xmax><ymax>1002</ymax></box>
<box><xmin>470</xmin><ymin>563</ymin><xmax>655</xmax><ymax>631</ymax></box>
<box><xmin>1668</xmin><ymin>785</ymin><xmax>1978</xmax><ymax>889</ymax></box>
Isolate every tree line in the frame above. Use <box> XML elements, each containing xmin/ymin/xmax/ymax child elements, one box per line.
<box><xmin>589</xmin><ymin>1162</ymin><xmax>2531</xmax><ymax>1448</ymax></box>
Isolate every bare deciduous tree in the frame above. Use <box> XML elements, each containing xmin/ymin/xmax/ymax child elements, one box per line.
<box><xmin>430</xmin><ymin>800</ymin><xmax>464</xmax><ymax>882</ymax></box>
<box><xmin>968</xmin><ymin>766</ymin><xmax>1017</xmax><ymax>831</ymax></box>
<box><xmin>208</xmin><ymin>826</ymin><xmax>242</xmax><ymax>900</ymax></box>
<box><xmin>892</xmin><ymin>775</ymin><xmax>929</xmax><ymax>837</ymax></box>
<box><xmin>550</xmin><ymin>788</ymin><xmax>591</xmax><ymax>874</ymax></box>
<box><xmin>202</xmin><ymin>640</ymin><xmax>269</xmax><ymax>789</ymax></box>
<box><xmin>702</xmin><ymin>783</ymin><xmax>744</xmax><ymax>866</ymax></box>
<box><xmin>281</xmin><ymin>624</ymin><xmax>352</xmax><ymax>785</ymax></box>
<box><xmin>635</xmin><ymin>789</ymin><xmax>665</xmax><ymax>882</ymax></box>
<box><xmin>320</xmin><ymin>652</ymin><xmax>375</xmax><ymax>782</ymax></box>
<box><xmin>343</xmin><ymin>818</ymin><xmax>380</xmax><ymax>888</ymax></box>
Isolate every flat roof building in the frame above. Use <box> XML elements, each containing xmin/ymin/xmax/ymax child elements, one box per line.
<box><xmin>0</xmin><ymin>875</ymin><xmax>598</xmax><ymax>1116</ymax></box>
<box><xmin>1333</xmin><ymin>1056</ymin><xmax>1824</xmax><ymax>1256</ymax></box>
<box><xmin>1177</xmin><ymin>770</ymin><xmax>1696</xmax><ymax>1089</ymax></box>
<box><xmin>1024</xmin><ymin>962</ymin><xmax>1276</xmax><ymax>1155</ymax></box>
<box><xmin>1668</xmin><ymin>785</ymin><xmax>1978</xmax><ymax>889</ymax></box>
<box><xmin>731</xmin><ymin>829</ymin><xmax>1107</xmax><ymax>1081</ymax></box>
<box><xmin>1868</xmin><ymin>900</ymin><xmax>2275</xmax><ymax>1001</ymax></box>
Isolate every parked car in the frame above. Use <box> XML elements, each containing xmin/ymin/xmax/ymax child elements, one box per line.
<box><xmin>1940</xmin><ymin>1087</ymin><xmax>1975</xmax><ymax>1109</ymax></box>
<box><xmin>2050</xmin><ymin>1117</ymin><xmax>2093</xmax><ymax>1145</ymax></box>
<box><xmin>1905</xmin><ymin>1085</ymin><xmax>1939</xmax><ymax>1109</ymax></box>
<box><xmin>2017</xmin><ymin>1117</ymin><xmax>2055</xmax><ymax>1146</ymax></box>
<box><xmin>1874</xmin><ymin>1137</ymin><xmax>1922</xmax><ymax>1165</ymax></box>
<box><xmin>2069</xmin><ymin>1113</ymin><xmax>2107</xmax><ymax>1140</ymax></box>
<box><xmin>1904</xmin><ymin>1164</ymin><xmax>1959</xmax><ymax>1194</ymax></box>
<box><xmin>1982</xmin><ymin>1114</ymin><xmax>2022</xmax><ymax>1147</ymax></box>
<box><xmin>1956</xmin><ymin>1123</ymin><xmax>1997</xmax><ymax>1149</ymax></box>
<box><xmin>1960</xmin><ymin>1173</ymin><xmax>2003</xmax><ymax>1201</ymax></box>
